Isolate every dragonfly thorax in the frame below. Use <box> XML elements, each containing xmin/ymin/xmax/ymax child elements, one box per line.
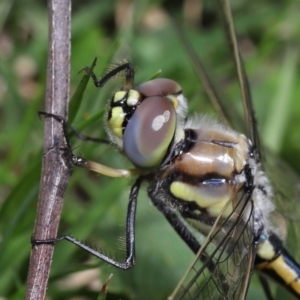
<box><xmin>159</xmin><ymin>117</ymin><xmax>250</xmax><ymax>218</ymax></box>
<box><xmin>150</xmin><ymin>116</ymin><xmax>274</xmax><ymax>244</ymax></box>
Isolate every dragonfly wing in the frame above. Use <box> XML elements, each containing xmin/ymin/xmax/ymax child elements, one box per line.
<box><xmin>264</xmin><ymin>151</ymin><xmax>300</xmax><ymax>263</ymax></box>
<box><xmin>171</xmin><ymin>187</ymin><xmax>256</xmax><ymax>300</ymax></box>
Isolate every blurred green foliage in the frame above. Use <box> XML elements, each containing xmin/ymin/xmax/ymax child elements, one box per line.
<box><xmin>0</xmin><ymin>0</ymin><xmax>299</xmax><ymax>299</ymax></box>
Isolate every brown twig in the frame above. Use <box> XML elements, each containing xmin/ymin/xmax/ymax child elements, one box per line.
<box><xmin>25</xmin><ymin>0</ymin><xmax>71</xmax><ymax>299</ymax></box>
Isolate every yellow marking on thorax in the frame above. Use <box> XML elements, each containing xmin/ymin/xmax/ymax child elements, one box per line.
<box><xmin>113</xmin><ymin>91</ymin><xmax>126</xmax><ymax>102</ymax></box>
<box><xmin>208</xmin><ymin>201</ymin><xmax>233</xmax><ymax>218</ymax></box>
<box><xmin>127</xmin><ymin>90</ymin><xmax>140</xmax><ymax>106</ymax></box>
<box><xmin>170</xmin><ymin>181</ymin><xmax>233</xmax><ymax>218</ymax></box>
<box><xmin>108</xmin><ymin>106</ymin><xmax>125</xmax><ymax>138</ymax></box>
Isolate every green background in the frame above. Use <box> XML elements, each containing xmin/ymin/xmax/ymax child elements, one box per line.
<box><xmin>0</xmin><ymin>0</ymin><xmax>299</xmax><ymax>299</ymax></box>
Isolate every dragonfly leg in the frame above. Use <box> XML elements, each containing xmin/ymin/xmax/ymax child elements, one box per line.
<box><xmin>32</xmin><ymin>176</ymin><xmax>143</xmax><ymax>269</ymax></box>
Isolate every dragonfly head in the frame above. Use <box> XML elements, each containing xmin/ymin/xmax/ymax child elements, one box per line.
<box><xmin>107</xmin><ymin>78</ymin><xmax>187</xmax><ymax>169</ymax></box>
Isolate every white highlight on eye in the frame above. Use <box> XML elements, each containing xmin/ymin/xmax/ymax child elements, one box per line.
<box><xmin>152</xmin><ymin>110</ymin><xmax>170</xmax><ymax>131</ymax></box>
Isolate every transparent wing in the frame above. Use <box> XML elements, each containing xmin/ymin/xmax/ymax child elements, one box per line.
<box><xmin>217</xmin><ymin>0</ymin><xmax>260</xmax><ymax>152</ymax></box>
<box><xmin>169</xmin><ymin>0</ymin><xmax>256</xmax><ymax>142</ymax></box>
<box><xmin>170</xmin><ymin>186</ymin><xmax>256</xmax><ymax>300</ymax></box>
<box><xmin>170</xmin><ymin>20</ymin><xmax>233</xmax><ymax>130</ymax></box>
<box><xmin>215</xmin><ymin>0</ymin><xmax>300</xmax><ymax>260</ymax></box>
<box><xmin>264</xmin><ymin>151</ymin><xmax>300</xmax><ymax>262</ymax></box>
<box><xmin>167</xmin><ymin>0</ymin><xmax>300</xmax><ymax>298</ymax></box>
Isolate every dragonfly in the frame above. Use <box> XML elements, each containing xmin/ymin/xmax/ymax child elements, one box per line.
<box><xmin>36</xmin><ymin>0</ymin><xmax>300</xmax><ymax>299</ymax></box>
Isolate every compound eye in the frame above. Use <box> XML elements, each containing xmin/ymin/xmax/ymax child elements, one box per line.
<box><xmin>123</xmin><ymin>96</ymin><xmax>176</xmax><ymax>168</ymax></box>
<box><xmin>137</xmin><ymin>78</ymin><xmax>182</xmax><ymax>97</ymax></box>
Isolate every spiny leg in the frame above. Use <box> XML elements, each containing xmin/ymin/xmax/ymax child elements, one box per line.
<box><xmin>38</xmin><ymin>111</ymin><xmax>140</xmax><ymax>178</ymax></box>
<box><xmin>80</xmin><ymin>62</ymin><xmax>135</xmax><ymax>90</ymax></box>
<box><xmin>32</xmin><ymin>176</ymin><xmax>144</xmax><ymax>269</ymax></box>
<box><xmin>38</xmin><ymin>111</ymin><xmax>86</xmax><ymax>168</ymax></box>
<box><xmin>67</xmin><ymin>62</ymin><xmax>136</xmax><ymax>144</ymax></box>
<box><xmin>71</xmin><ymin>125</ymin><xmax>110</xmax><ymax>144</ymax></box>
<box><xmin>34</xmin><ymin>62</ymin><xmax>141</xmax><ymax>268</ymax></box>
<box><xmin>38</xmin><ymin>111</ymin><xmax>73</xmax><ymax>155</ymax></box>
